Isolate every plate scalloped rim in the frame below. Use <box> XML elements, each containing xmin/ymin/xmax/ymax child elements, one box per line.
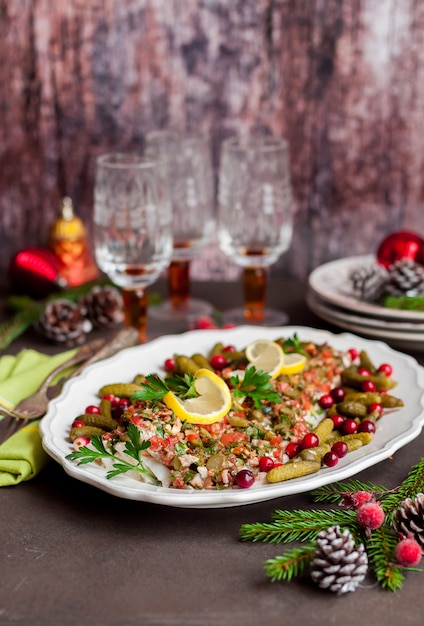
<box><xmin>40</xmin><ymin>325</ymin><xmax>424</xmax><ymax>508</ymax></box>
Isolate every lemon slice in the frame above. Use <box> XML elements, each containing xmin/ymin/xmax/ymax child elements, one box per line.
<box><xmin>163</xmin><ymin>368</ymin><xmax>232</xmax><ymax>424</ymax></box>
<box><xmin>279</xmin><ymin>352</ymin><xmax>307</xmax><ymax>375</ymax></box>
<box><xmin>245</xmin><ymin>339</ymin><xmax>285</xmax><ymax>379</ymax></box>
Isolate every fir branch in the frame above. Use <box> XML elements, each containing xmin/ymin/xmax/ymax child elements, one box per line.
<box><xmin>380</xmin><ymin>456</ymin><xmax>424</xmax><ymax>514</ymax></box>
<box><xmin>240</xmin><ymin>508</ymin><xmax>357</xmax><ymax>544</ymax></box>
<box><xmin>264</xmin><ymin>544</ymin><xmax>316</xmax><ymax>582</ymax></box>
<box><xmin>366</xmin><ymin>527</ymin><xmax>405</xmax><ymax>592</ymax></box>
<box><xmin>312</xmin><ymin>480</ymin><xmax>389</xmax><ymax>504</ymax></box>
<box><xmin>0</xmin><ymin>306</ymin><xmax>43</xmax><ymax>350</ymax></box>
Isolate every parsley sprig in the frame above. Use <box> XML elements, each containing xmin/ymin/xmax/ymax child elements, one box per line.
<box><xmin>66</xmin><ymin>423</ymin><xmax>158</xmax><ymax>482</ymax></box>
<box><xmin>132</xmin><ymin>373</ymin><xmax>198</xmax><ymax>403</ymax></box>
<box><xmin>281</xmin><ymin>332</ymin><xmax>308</xmax><ymax>356</ymax></box>
<box><xmin>231</xmin><ymin>366</ymin><xmax>280</xmax><ymax>409</ymax></box>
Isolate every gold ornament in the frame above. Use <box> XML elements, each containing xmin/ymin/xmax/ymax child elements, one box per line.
<box><xmin>48</xmin><ymin>197</ymin><xmax>99</xmax><ymax>286</ymax></box>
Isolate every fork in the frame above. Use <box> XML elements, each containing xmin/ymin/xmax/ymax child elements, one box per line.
<box><xmin>0</xmin><ymin>327</ymin><xmax>139</xmax><ymax>444</ymax></box>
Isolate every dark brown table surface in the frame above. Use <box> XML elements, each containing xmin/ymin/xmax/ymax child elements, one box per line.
<box><xmin>1</xmin><ymin>279</ymin><xmax>424</xmax><ymax>626</ymax></box>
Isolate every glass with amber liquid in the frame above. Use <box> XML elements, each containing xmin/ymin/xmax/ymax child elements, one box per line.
<box><xmin>94</xmin><ymin>153</ymin><xmax>173</xmax><ymax>342</ymax></box>
<box><xmin>217</xmin><ymin>136</ymin><xmax>293</xmax><ymax>325</ymax></box>
<box><xmin>145</xmin><ymin>131</ymin><xmax>215</xmax><ymax>323</ymax></box>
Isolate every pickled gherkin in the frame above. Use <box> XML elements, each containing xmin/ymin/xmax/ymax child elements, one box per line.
<box><xmin>98</xmin><ymin>382</ymin><xmax>143</xmax><ymax>398</ymax></box>
<box><xmin>341</xmin><ymin>366</ymin><xmax>397</xmax><ymax>391</ymax></box>
<box><xmin>266</xmin><ymin>460</ymin><xmax>321</xmax><ymax>483</ymax></box>
<box><xmin>174</xmin><ymin>355</ymin><xmax>199</xmax><ymax>376</ymax></box>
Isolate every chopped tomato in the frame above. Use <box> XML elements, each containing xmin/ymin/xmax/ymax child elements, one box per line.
<box><xmin>221</xmin><ymin>431</ymin><xmax>248</xmax><ymax>446</ymax></box>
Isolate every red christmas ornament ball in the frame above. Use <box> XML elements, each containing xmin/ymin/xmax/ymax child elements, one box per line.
<box><xmin>377</xmin><ymin>231</ymin><xmax>424</xmax><ymax>268</ymax></box>
<box><xmin>8</xmin><ymin>247</ymin><xmax>66</xmax><ymax>298</ymax></box>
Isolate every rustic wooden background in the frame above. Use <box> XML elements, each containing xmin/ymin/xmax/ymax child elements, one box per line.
<box><xmin>1</xmin><ymin>0</ymin><xmax>424</xmax><ymax>284</ymax></box>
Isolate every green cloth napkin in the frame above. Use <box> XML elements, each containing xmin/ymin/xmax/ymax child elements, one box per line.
<box><xmin>0</xmin><ymin>348</ymin><xmax>76</xmax><ymax>486</ymax></box>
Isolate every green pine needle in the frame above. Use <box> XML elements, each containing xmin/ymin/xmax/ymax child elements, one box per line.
<box><xmin>311</xmin><ymin>479</ymin><xmax>389</xmax><ymax>504</ymax></box>
<box><xmin>265</xmin><ymin>544</ymin><xmax>316</xmax><ymax>582</ymax></box>
<box><xmin>380</xmin><ymin>456</ymin><xmax>424</xmax><ymax>514</ymax></box>
<box><xmin>240</xmin><ymin>508</ymin><xmax>357</xmax><ymax>544</ymax></box>
<box><xmin>366</xmin><ymin>527</ymin><xmax>405</xmax><ymax>592</ymax></box>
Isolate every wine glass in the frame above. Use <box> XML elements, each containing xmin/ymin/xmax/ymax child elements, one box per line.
<box><xmin>145</xmin><ymin>130</ymin><xmax>215</xmax><ymax>324</ymax></box>
<box><xmin>94</xmin><ymin>152</ymin><xmax>173</xmax><ymax>342</ymax></box>
<box><xmin>217</xmin><ymin>135</ymin><xmax>293</xmax><ymax>326</ymax></box>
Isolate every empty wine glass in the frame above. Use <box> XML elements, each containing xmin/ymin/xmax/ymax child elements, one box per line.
<box><xmin>145</xmin><ymin>130</ymin><xmax>215</xmax><ymax>324</ymax></box>
<box><xmin>94</xmin><ymin>152</ymin><xmax>173</xmax><ymax>342</ymax></box>
<box><xmin>217</xmin><ymin>135</ymin><xmax>293</xmax><ymax>326</ymax></box>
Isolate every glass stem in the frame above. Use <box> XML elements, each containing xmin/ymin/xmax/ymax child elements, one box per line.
<box><xmin>121</xmin><ymin>287</ymin><xmax>148</xmax><ymax>343</ymax></box>
<box><xmin>168</xmin><ymin>260</ymin><xmax>191</xmax><ymax>309</ymax></box>
<box><xmin>243</xmin><ymin>267</ymin><xmax>267</xmax><ymax>322</ymax></box>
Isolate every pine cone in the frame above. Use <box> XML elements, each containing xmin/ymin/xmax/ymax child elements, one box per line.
<box><xmin>349</xmin><ymin>264</ymin><xmax>388</xmax><ymax>302</ymax></box>
<box><xmin>79</xmin><ymin>285</ymin><xmax>124</xmax><ymax>329</ymax></box>
<box><xmin>385</xmin><ymin>259</ymin><xmax>424</xmax><ymax>296</ymax></box>
<box><xmin>37</xmin><ymin>299</ymin><xmax>92</xmax><ymax>346</ymax></box>
<box><xmin>393</xmin><ymin>493</ymin><xmax>424</xmax><ymax>548</ymax></box>
<box><xmin>310</xmin><ymin>526</ymin><xmax>368</xmax><ymax>594</ymax></box>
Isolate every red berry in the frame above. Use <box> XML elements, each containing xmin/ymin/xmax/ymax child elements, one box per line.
<box><xmin>358</xmin><ymin>368</ymin><xmax>372</xmax><ymax>377</ymax></box>
<box><xmin>223</xmin><ymin>345</ymin><xmax>236</xmax><ymax>352</ymax></box>
<box><xmin>235</xmin><ymin>469</ymin><xmax>255</xmax><ymax>489</ymax></box>
<box><xmin>102</xmin><ymin>394</ymin><xmax>117</xmax><ymax>405</ymax></box>
<box><xmin>164</xmin><ymin>358</ymin><xmax>175</xmax><ymax>372</ymax></box>
<box><xmin>342</xmin><ymin>490</ymin><xmax>373</xmax><ymax>509</ymax></box>
<box><xmin>368</xmin><ymin>402</ymin><xmax>383</xmax><ymax>418</ymax></box>
<box><xmin>393</xmin><ymin>536</ymin><xmax>422</xmax><ymax>567</ymax></box>
<box><xmin>72</xmin><ymin>419</ymin><xmax>86</xmax><ymax>428</ymax></box>
<box><xmin>301</xmin><ymin>432</ymin><xmax>319</xmax><ymax>449</ymax></box>
<box><xmin>356</xmin><ymin>501</ymin><xmax>385</xmax><ymax>531</ymax></box>
<box><xmin>73</xmin><ymin>436</ymin><xmax>90</xmax><ymax>450</ymax></box>
<box><xmin>323</xmin><ymin>451</ymin><xmax>339</xmax><ymax>467</ymax></box>
<box><xmin>194</xmin><ymin>316</ymin><xmax>216</xmax><ymax>329</ymax></box>
<box><xmin>378</xmin><ymin>363</ymin><xmax>393</xmax><ymax>377</ymax></box>
<box><xmin>331</xmin><ymin>441</ymin><xmax>348</xmax><ymax>458</ymax></box>
<box><xmin>85</xmin><ymin>405</ymin><xmax>101</xmax><ymax>414</ymax></box>
<box><xmin>330</xmin><ymin>386</ymin><xmax>345</xmax><ymax>402</ymax></box>
<box><xmin>210</xmin><ymin>354</ymin><xmax>227</xmax><ymax>370</ymax></box>
<box><xmin>341</xmin><ymin>418</ymin><xmax>358</xmax><ymax>435</ymax></box>
<box><xmin>358</xmin><ymin>420</ymin><xmax>376</xmax><ymax>434</ymax></box>
<box><xmin>258</xmin><ymin>456</ymin><xmax>275</xmax><ymax>472</ymax></box>
<box><xmin>285</xmin><ymin>442</ymin><xmax>301</xmax><ymax>458</ymax></box>
<box><xmin>361</xmin><ymin>380</ymin><xmax>376</xmax><ymax>392</ymax></box>
<box><xmin>348</xmin><ymin>348</ymin><xmax>360</xmax><ymax>361</ymax></box>
<box><xmin>331</xmin><ymin>414</ymin><xmax>345</xmax><ymax>429</ymax></box>
<box><xmin>318</xmin><ymin>394</ymin><xmax>334</xmax><ymax>410</ymax></box>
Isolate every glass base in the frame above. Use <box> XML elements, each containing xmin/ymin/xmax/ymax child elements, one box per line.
<box><xmin>222</xmin><ymin>307</ymin><xmax>289</xmax><ymax>327</ymax></box>
<box><xmin>149</xmin><ymin>297</ymin><xmax>213</xmax><ymax>323</ymax></box>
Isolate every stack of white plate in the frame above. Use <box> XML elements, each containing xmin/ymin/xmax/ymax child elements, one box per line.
<box><xmin>307</xmin><ymin>255</ymin><xmax>424</xmax><ymax>351</ymax></box>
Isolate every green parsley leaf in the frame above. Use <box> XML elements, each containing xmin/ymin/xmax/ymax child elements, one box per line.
<box><xmin>132</xmin><ymin>374</ymin><xmax>170</xmax><ymax>402</ymax></box>
<box><xmin>231</xmin><ymin>366</ymin><xmax>280</xmax><ymax>409</ymax></box>
<box><xmin>165</xmin><ymin>373</ymin><xmax>198</xmax><ymax>399</ymax></box>
<box><xmin>281</xmin><ymin>333</ymin><xmax>308</xmax><ymax>356</ymax></box>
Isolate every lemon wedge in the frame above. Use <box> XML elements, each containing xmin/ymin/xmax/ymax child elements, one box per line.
<box><xmin>245</xmin><ymin>339</ymin><xmax>286</xmax><ymax>379</ymax></box>
<box><xmin>163</xmin><ymin>368</ymin><xmax>232</xmax><ymax>424</ymax></box>
<box><xmin>245</xmin><ymin>338</ymin><xmax>307</xmax><ymax>377</ymax></box>
<box><xmin>279</xmin><ymin>352</ymin><xmax>307</xmax><ymax>375</ymax></box>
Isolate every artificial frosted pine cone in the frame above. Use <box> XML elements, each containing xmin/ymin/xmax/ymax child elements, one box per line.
<box><xmin>393</xmin><ymin>493</ymin><xmax>424</xmax><ymax>549</ymax></box>
<box><xmin>349</xmin><ymin>264</ymin><xmax>388</xmax><ymax>302</ymax></box>
<box><xmin>37</xmin><ymin>299</ymin><xmax>92</xmax><ymax>346</ymax></box>
<box><xmin>385</xmin><ymin>258</ymin><xmax>424</xmax><ymax>296</ymax></box>
<box><xmin>310</xmin><ymin>526</ymin><xmax>368</xmax><ymax>595</ymax></box>
<box><xmin>79</xmin><ymin>285</ymin><xmax>124</xmax><ymax>329</ymax></box>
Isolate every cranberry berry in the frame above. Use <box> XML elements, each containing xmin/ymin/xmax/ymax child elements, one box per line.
<box><xmin>210</xmin><ymin>354</ymin><xmax>227</xmax><ymax>370</ymax></box>
<box><xmin>323</xmin><ymin>451</ymin><xmax>339</xmax><ymax>467</ymax></box>
<box><xmin>286</xmin><ymin>442</ymin><xmax>301</xmax><ymax>458</ymax></box>
<box><xmin>341</xmin><ymin>418</ymin><xmax>358</xmax><ymax>435</ymax></box>
<box><xmin>368</xmin><ymin>402</ymin><xmax>383</xmax><ymax>418</ymax></box>
<box><xmin>85</xmin><ymin>405</ymin><xmax>101</xmax><ymax>414</ymax></box>
<box><xmin>301</xmin><ymin>432</ymin><xmax>319</xmax><ymax>449</ymax></box>
<box><xmin>361</xmin><ymin>380</ymin><xmax>376</xmax><ymax>393</ymax></box>
<box><xmin>358</xmin><ymin>420</ymin><xmax>376</xmax><ymax>434</ymax></box>
<box><xmin>259</xmin><ymin>456</ymin><xmax>275</xmax><ymax>472</ymax></box>
<box><xmin>357</xmin><ymin>368</ymin><xmax>371</xmax><ymax>377</ymax></box>
<box><xmin>330</xmin><ymin>386</ymin><xmax>346</xmax><ymax>402</ymax></box>
<box><xmin>164</xmin><ymin>358</ymin><xmax>175</xmax><ymax>372</ymax></box>
<box><xmin>318</xmin><ymin>394</ymin><xmax>334</xmax><ymax>410</ymax></box>
<box><xmin>235</xmin><ymin>469</ymin><xmax>255</xmax><ymax>489</ymax></box>
<box><xmin>378</xmin><ymin>363</ymin><xmax>393</xmax><ymax>377</ymax></box>
<box><xmin>331</xmin><ymin>441</ymin><xmax>348</xmax><ymax>458</ymax></box>
<box><xmin>331</xmin><ymin>414</ymin><xmax>345</xmax><ymax>430</ymax></box>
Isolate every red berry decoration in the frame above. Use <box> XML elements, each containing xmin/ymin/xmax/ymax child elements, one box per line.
<box><xmin>235</xmin><ymin>469</ymin><xmax>255</xmax><ymax>489</ymax></box>
<box><xmin>330</xmin><ymin>386</ymin><xmax>345</xmax><ymax>402</ymax></box>
<box><xmin>301</xmin><ymin>432</ymin><xmax>319</xmax><ymax>449</ymax></box>
<box><xmin>393</xmin><ymin>535</ymin><xmax>423</xmax><ymax>567</ymax></box>
<box><xmin>73</xmin><ymin>436</ymin><xmax>90</xmax><ymax>450</ymax></box>
<box><xmin>331</xmin><ymin>441</ymin><xmax>348</xmax><ymax>458</ymax></box>
<box><xmin>341</xmin><ymin>418</ymin><xmax>358</xmax><ymax>435</ymax></box>
<box><xmin>330</xmin><ymin>414</ymin><xmax>345</xmax><ymax>430</ymax></box>
<box><xmin>318</xmin><ymin>394</ymin><xmax>334</xmax><ymax>410</ymax></box>
<box><xmin>368</xmin><ymin>402</ymin><xmax>383</xmax><ymax>418</ymax></box>
<box><xmin>102</xmin><ymin>393</ymin><xmax>117</xmax><ymax>405</ymax></box>
<box><xmin>342</xmin><ymin>490</ymin><xmax>374</xmax><ymax>510</ymax></box>
<box><xmin>72</xmin><ymin>419</ymin><xmax>86</xmax><ymax>428</ymax></box>
<box><xmin>85</xmin><ymin>405</ymin><xmax>101</xmax><ymax>414</ymax></box>
<box><xmin>356</xmin><ymin>501</ymin><xmax>385</xmax><ymax>532</ymax></box>
<box><xmin>323</xmin><ymin>451</ymin><xmax>339</xmax><ymax>467</ymax></box>
<box><xmin>258</xmin><ymin>456</ymin><xmax>275</xmax><ymax>472</ymax></box>
<box><xmin>210</xmin><ymin>354</ymin><xmax>227</xmax><ymax>370</ymax></box>
<box><xmin>348</xmin><ymin>348</ymin><xmax>360</xmax><ymax>362</ymax></box>
<box><xmin>223</xmin><ymin>345</ymin><xmax>236</xmax><ymax>352</ymax></box>
<box><xmin>378</xmin><ymin>363</ymin><xmax>393</xmax><ymax>376</ymax></box>
<box><xmin>357</xmin><ymin>368</ymin><xmax>371</xmax><ymax>377</ymax></box>
<box><xmin>377</xmin><ymin>230</ymin><xmax>424</xmax><ymax>268</ymax></box>
<box><xmin>164</xmin><ymin>358</ymin><xmax>175</xmax><ymax>372</ymax></box>
<box><xmin>358</xmin><ymin>420</ymin><xmax>376</xmax><ymax>434</ymax></box>
<box><xmin>361</xmin><ymin>380</ymin><xmax>376</xmax><ymax>392</ymax></box>
<box><xmin>285</xmin><ymin>442</ymin><xmax>301</xmax><ymax>458</ymax></box>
